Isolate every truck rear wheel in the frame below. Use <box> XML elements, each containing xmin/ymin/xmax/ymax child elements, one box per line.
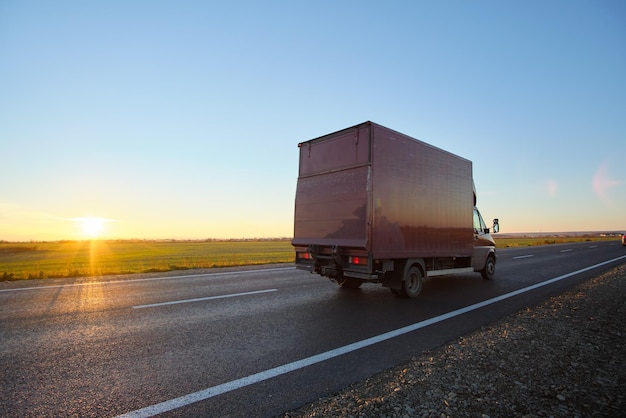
<box><xmin>395</xmin><ymin>265</ymin><xmax>423</xmax><ymax>298</ymax></box>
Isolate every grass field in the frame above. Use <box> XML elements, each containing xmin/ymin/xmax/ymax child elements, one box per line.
<box><xmin>494</xmin><ymin>235</ymin><xmax>618</xmax><ymax>248</ymax></box>
<box><xmin>0</xmin><ymin>235</ymin><xmax>619</xmax><ymax>281</ymax></box>
<box><xmin>0</xmin><ymin>240</ymin><xmax>294</xmax><ymax>280</ymax></box>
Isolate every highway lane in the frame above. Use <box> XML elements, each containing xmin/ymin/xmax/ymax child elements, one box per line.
<box><xmin>1</xmin><ymin>241</ymin><xmax>625</xmax><ymax>417</ymax></box>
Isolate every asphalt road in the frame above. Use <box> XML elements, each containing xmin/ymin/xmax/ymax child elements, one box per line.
<box><xmin>1</xmin><ymin>241</ymin><xmax>625</xmax><ymax>417</ymax></box>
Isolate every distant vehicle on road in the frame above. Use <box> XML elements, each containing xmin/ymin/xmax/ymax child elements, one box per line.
<box><xmin>292</xmin><ymin>121</ymin><xmax>499</xmax><ymax>298</ymax></box>
<box><xmin>622</xmin><ymin>234</ymin><xmax>626</xmax><ymax>246</ymax></box>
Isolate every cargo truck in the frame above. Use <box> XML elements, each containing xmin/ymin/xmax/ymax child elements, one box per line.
<box><xmin>292</xmin><ymin>121</ymin><xmax>499</xmax><ymax>298</ymax></box>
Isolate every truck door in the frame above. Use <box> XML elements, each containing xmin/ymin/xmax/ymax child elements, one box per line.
<box><xmin>472</xmin><ymin>208</ymin><xmax>493</xmax><ymax>270</ymax></box>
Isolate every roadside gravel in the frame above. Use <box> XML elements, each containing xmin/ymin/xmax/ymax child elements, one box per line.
<box><xmin>283</xmin><ymin>264</ymin><xmax>626</xmax><ymax>417</ymax></box>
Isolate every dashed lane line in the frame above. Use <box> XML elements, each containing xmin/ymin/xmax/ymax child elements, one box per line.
<box><xmin>132</xmin><ymin>289</ymin><xmax>278</xmax><ymax>309</ymax></box>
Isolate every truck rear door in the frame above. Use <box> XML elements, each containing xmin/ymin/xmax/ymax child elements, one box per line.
<box><xmin>292</xmin><ymin>124</ymin><xmax>371</xmax><ymax>249</ymax></box>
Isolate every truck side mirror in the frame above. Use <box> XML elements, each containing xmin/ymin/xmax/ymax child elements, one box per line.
<box><xmin>493</xmin><ymin>219</ymin><xmax>499</xmax><ymax>233</ymax></box>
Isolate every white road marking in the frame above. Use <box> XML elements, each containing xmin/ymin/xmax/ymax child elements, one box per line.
<box><xmin>132</xmin><ymin>289</ymin><xmax>278</xmax><ymax>309</ymax></box>
<box><xmin>560</xmin><ymin>249</ymin><xmax>573</xmax><ymax>253</ymax></box>
<box><xmin>513</xmin><ymin>254</ymin><xmax>534</xmax><ymax>259</ymax></box>
<box><xmin>0</xmin><ymin>267</ymin><xmax>295</xmax><ymax>293</ymax></box>
<box><xmin>116</xmin><ymin>255</ymin><xmax>626</xmax><ymax>418</ymax></box>
<box><xmin>589</xmin><ymin>245</ymin><xmax>598</xmax><ymax>249</ymax></box>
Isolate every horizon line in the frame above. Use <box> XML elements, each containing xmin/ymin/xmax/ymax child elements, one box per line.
<box><xmin>1</xmin><ymin>231</ymin><xmax>624</xmax><ymax>244</ymax></box>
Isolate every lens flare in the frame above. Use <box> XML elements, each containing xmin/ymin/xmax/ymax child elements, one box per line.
<box><xmin>592</xmin><ymin>162</ymin><xmax>620</xmax><ymax>203</ymax></box>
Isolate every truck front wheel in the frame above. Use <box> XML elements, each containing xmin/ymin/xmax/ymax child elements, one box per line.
<box><xmin>395</xmin><ymin>265</ymin><xmax>423</xmax><ymax>298</ymax></box>
<box><xmin>481</xmin><ymin>255</ymin><xmax>496</xmax><ymax>280</ymax></box>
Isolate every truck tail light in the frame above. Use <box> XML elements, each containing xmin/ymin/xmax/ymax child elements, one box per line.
<box><xmin>348</xmin><ymin>256</ymin><xmax>368</xmax><ymax>265</ymax></box>
<box><xmin>297</xmin><ymin>252</ymin><xmax>312</xmax><ymax>260</ymax></box>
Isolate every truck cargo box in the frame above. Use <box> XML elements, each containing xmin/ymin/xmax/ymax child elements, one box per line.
<box><xmin>293</xmin><ymin>121</ymin><xmax>474</xmax><ymax>260</ymax></box>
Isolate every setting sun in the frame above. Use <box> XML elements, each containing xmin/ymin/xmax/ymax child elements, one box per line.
<box><xmin>75</xmin><ymin>217</ymin><xmax>107</xmax><ymax>238</ymax></box>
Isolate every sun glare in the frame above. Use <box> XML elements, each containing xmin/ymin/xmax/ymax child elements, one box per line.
<box><xmin>76</xmin><ymin>217</ymin><xmax>107</xmax><ymax>238</ymax></box>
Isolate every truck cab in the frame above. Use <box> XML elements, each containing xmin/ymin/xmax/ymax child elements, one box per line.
<box><xmin>472</xmin><ymin>207</ymin><xmax>498</xmax><ymax>280</ymax></box>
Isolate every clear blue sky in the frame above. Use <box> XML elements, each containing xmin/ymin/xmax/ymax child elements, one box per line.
<box><xmin>1</xmin><ymin>0</ymin><xmax>624</xmax><ymax>240</ymax></box>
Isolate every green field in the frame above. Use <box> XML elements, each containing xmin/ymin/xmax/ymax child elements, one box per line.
<box><xmin>494</xmin><ymin>235</ymin><xmax>617</xmax><ymax>248</ymax></box>
<box><xmin>0</xmin><ymin>240</ymin><xmax>294</xmax><ymax>280</ymax></box>
<box><xmin>0</xmin><ymin>235</ymin><xmax>619</xmax><ymax>281</ymax></box>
